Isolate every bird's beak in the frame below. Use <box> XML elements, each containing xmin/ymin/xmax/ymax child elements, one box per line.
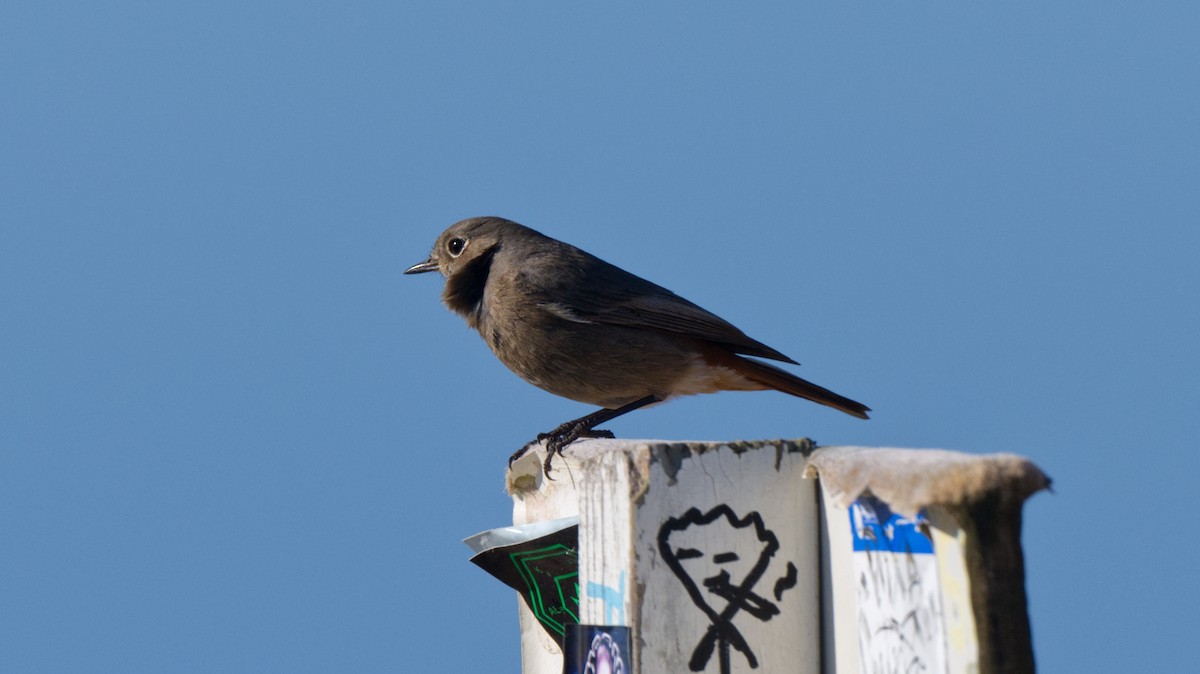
<box><xmin>404</xmin><ymin>258</ymin><xmax>439</xmax><ymax>275</ymax></box>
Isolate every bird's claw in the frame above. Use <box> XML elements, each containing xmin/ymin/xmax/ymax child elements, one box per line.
<box><xmin>508</xmin><ymin>443</ymin><xmax>536</xmax><ymax>469</ymax></box>
<box><xmin>507</xmin><ymin>425</ymin><xmax>615</xmax><ymax>478</ymax></box>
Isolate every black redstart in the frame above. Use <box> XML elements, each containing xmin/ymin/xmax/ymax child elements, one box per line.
<box><xmin>406</xmin><ymin>216</ymin><xmax>869</xmax><ymax>474</ymax></box>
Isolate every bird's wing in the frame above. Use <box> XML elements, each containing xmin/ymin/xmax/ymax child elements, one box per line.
<box><xmin>534</xmin><ymin>251</ymin><xmax>799</xmax><ymax>364</ymax></box>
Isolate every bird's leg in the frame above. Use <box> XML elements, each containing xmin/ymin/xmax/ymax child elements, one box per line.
<box><xmin>507</xmin><ymin>395</ymin><xmax>660</xmax><ymax>476</ymax></box>
<box><xmin>539</xmin><ymin>395</ymin><xmax>660</xmax><ymax>476</ymax></box>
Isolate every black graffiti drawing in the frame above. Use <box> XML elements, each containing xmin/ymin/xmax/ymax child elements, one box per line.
<box><xmin>658</xmin><ymin>505</ymin><xmax>798</xmax><ymax>674</ymax></box>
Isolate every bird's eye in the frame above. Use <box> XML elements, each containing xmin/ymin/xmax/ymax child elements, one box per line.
<box><xmin>446</xmin><ymin>238</ymin><xmax>467</xmax><ymax>257</ymax></box>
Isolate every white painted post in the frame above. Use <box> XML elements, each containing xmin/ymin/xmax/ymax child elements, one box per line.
<box><xmin>505</xmin><ymin>440</ymin><xmax>1047</xmax><ymax>674</ymax></box>
<box><xmin>808</xmin><ymin>446</ymin><xmax>1048</xmax><ymax>674</ymax></box>
<box><xmin>508</xmin><ymin>439</ymin><xmax>819</xmax><ymax>673</ymax></box>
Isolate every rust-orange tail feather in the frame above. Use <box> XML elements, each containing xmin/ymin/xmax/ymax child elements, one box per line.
<box><xmin>727</xmin><ymin>354</ymin><xmax>871</xmax><ymax>419</ymax></box>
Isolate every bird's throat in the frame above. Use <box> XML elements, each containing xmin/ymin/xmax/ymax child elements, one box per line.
<box><xmin>442</xmin><ymin>244</ymin><xmax>497</xmax><ymax>326</ymax></box>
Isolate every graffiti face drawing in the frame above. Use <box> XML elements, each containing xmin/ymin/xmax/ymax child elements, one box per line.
<box><xmin>658</xmin><ymin>505</ymin><xmax>797</xmax><ymax>673</ymax></box>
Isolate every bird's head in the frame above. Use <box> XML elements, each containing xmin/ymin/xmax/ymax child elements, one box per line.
<box><xmin>406</xmin><ymin>217</ymin><xmax>516</xmax><ymax>278</ymax></box>
<box><xmin>405</xmin><ymin>216</ymin><xmax>526</xmax><ymax>321</ymax></box>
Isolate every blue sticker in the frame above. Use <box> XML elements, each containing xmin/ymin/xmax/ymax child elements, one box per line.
<box><xmin>848</xmin><ymin>495</ymin><xmax>933</xmax><ymax>554</ymax></box>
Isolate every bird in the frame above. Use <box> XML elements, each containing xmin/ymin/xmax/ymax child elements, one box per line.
<box><xmin>405</xmin><ymin>216</ymin><xmax>869</xmax><ymax>475</ymax></box>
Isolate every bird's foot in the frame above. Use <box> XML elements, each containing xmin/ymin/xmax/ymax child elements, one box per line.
<box><xmin>539</xmin><ymin>424</ymin><xmax>616</xmax><ymax>477</ymax></box>
<box><xmin>506</xmin><ymin>423</ymin><xmax>616</xmax><ymax>477</ymax></box>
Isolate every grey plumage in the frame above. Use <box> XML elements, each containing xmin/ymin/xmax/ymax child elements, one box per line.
<box><xmin>406</xmin><ymin>216</ymin><xmax>869</xmax><ymax>472</ymax></box>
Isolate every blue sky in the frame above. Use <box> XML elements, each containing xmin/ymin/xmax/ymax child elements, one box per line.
<box><xmin>2</xmin><ymin>2</ymin><xmax>1197</xmax><ymax>671</ymax></box>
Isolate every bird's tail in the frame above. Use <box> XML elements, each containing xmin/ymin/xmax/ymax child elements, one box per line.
<box><xmin>730</xmin><ymin>354</ymin><xmax>871</xmax><ymax>419</ymax></box>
